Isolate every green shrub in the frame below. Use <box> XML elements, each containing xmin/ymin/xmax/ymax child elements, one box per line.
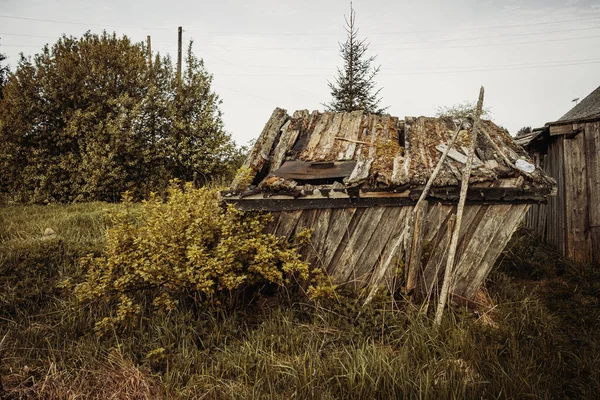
<box><xmin>74</xmin><ymin>183</ymin><xmax>312</xmax><ymax>333</ymax></box>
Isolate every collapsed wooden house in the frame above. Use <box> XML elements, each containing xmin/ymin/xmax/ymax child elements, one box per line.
<box><xmin>517</xmin><ymin>85</ymin><xmax>600</xmax><ymax>264</ymax></box>
<box><xmin>223</xmin><ymin>106</ymin><xmax>556</xmax><ymax>301</ymax></box>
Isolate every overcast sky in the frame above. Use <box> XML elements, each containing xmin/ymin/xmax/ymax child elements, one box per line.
<box><xmin>1</xmin><ymin>0</ymin><xmax>600</xmax><ymax>145</ymax></box>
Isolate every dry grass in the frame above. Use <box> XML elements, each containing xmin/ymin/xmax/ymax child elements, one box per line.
<box><xmin>1</xmin><ymin>204</ymin><xmax>599</xmax><ymax>399</ymax></box>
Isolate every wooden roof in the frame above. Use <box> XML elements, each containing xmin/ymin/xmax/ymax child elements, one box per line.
<box><xmin>224</xmin><ymin>108</ymin><xmax>556</xmax><ymax>210</ymax></box>
<box><xmin>557</xmin><ymin>85</ymin><xmax>600</xmax><ymax>124</ymax></box>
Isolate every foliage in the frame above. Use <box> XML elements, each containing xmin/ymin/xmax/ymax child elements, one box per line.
<box><xmin>436</xmin><ymin>101</ymin><xmax>491</xmax><ymax>122</ymax></box>
<box><xmin>0</xmin><ymin>44</ymin><xmax>7</xmax><ymax>99</ymax></box>
<box><xmin>0</xmin><ymin>32</ymin><xmax>242</xmax><ymax>203</ymax></box>
<box><xmin>517</xmin><ymin>126</ymin><xmax>532</xmax><ymax>136</ymax></box>
<box><xmin>74</xmin><ymin>182</ymin><xmax>311</xmax><ymax>333</ymax></box>
<box><xmin>325</xmin><ymin>4</ymin><xmax>386</xmax><ymax>114</ymax></box>
<box><xmin>2</xmin><ymin>204</ymin><xmax>600</xmax><ymax>398</ymax></box>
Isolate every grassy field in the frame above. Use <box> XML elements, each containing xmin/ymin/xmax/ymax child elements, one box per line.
<box><xmin>1</xmin><ymin>203</ymin><xmax>599</xmax><ymax>399</ymax></box>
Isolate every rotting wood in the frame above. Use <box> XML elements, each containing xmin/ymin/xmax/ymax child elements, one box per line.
<box><xmin>584</xmin><ymin>122</ymin><xmax>600</xmax><ymax>262</ymax></box>
<box><xmin>549</xmin><ymin>124</ymin><xmax>576</xmax><ymax>136</ymax></box>
<box><xmin>319</xmin><ymin>208</ymin><xmax>358</xmax><ymax>270</ymax></box>
<box><xmin>346</xmin><ymin>158</ymin><xmax>374</xmax><ymax>184</ymax></box>
<box><xmin>405</xmin><ymin>200</ymin><xmax>429</xmax><ymax>294</ymax></box>
<box><xmin>231</xmin><ymin>108</ymin><xmax>289</xmax><ymax>191</ymax></box>
<box><xmin>363</xmin><ymin>207</ymin><xmax>412</xmax><ymax>305</ymax></box>
<box><xmin>415</xmin><ymin>122</ymin><xmax>466</xmax><ymax>208</ymax></box>
<box><xmin>564</xmin><ymin>128</ymin><xmax>592</xmax><ymax>263</ymax></box>
<box><xmin>436</xmin><ymin>144</ymin><xmax>483</xmax><ymax>168</ymax></box>
<box><xmin>422</xmin><ymin>213</ymin><xmax>456</xmax><ymax>313</ymax></box>
<box><xmin>348</xmin><ymin>207</ymin><xmax>405</xmax><ymax>289</ymax></box>
<box><xmin>452</xmin><ymin>204</ymin><xmax>529</xmax><ymax>299</ymax></box>
<box><xmin>224</xmin><ymin>190</ymin><xmax>548</xmax><ymax>212</ymax></box>
<box><xmin>435</xmin><ymin>86</ymin><xmax>485</xmax><ymax>326</ymax></box>
<box><xmin>334</xmin><ymin>207</ymin><xmax>387</xmax><ymax>283</ymax></box>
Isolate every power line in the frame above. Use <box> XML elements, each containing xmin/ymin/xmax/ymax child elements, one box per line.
<box><xmin>206</xmin><ymin>15</ymin><xmax>600</xmax><ymax>36</ymax></box>
<box><xmin>199</xmin><ymin>33</ymin><xmax>600</xmax><ymax>51</ymax></box>
<box><xmin>212</xmin><ymin>58</ymin><xmax>600</xmax><ymax>77</ymax></box>
<box><xmin>213</xmin><ymin>83</ymin><xmax>276</xmax><ymax>104</ymax></box>
<box><xmin>2</xmin><ymin>13</ymin><xmax>600</xmax><ymax>37</ymax></box>
<box><xmin>0</xmin><ymin>14</ymin><xmax>172</xmax><ymax>31</ymax></box>
<box><xmin>375</xmin><ymin>25</ymin><xmax>600</xmax><ymax>47</ymax></box>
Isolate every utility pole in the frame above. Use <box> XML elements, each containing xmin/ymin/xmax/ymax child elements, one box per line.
<box><xmin>177</xmin><ymin>26</ymin><xmax>182</xmax><ymax>84</ymax></box>
<box><xmin>146</xmin><ymin>35</ymin><xmax>152</xmax><ymax>67</ymax></box>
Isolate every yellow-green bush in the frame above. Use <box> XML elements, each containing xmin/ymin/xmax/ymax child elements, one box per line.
<box><xmin>75</xmin><ymin>182</ymin><xmax>311</xmax><ymax>333</ymax></box>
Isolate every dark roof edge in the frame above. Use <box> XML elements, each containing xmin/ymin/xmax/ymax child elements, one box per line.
<box><xmin>546</xmin><ymin>114</ymin><xmax>600</xmax><ymax>127</ymax></box>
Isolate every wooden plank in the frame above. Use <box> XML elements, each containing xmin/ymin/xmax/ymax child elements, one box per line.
<box><xmin>332</xmin><ymin>207</ymin><xmax>387</xmax><ymax>283</ymax></box>
<box><xmin>273</xmin><ymin>210</ymin><xmax>303</xmax><ymax>240</ymax></box>
<box><xmin>365</xmin><ymin>207</ymin><xmax>412</xmax><ymax>298</ymax></box>
<box><xmin>225</xmin><ymin>192</ymin><xmax>547</xmax><ymax>212</ymax></box>
<box><xmin>269</xmin><ymin>117</ymin><xmax>296</xmax><ymax>172</ymax></box>
<box><xmin>584</xmin><ymin>122</ymin><xmax>600</xmax><ymax>262</ymax></box>
<box><xmin>340</xmin><ymin>111</ymin><xmax>365</xmax><ymax>160</ymax></box>
<box><xmin>563</xmin><ymin>131</ymin><xmax>592</xmax><ymax>263</ymax></box>
<box><xmin>304</xmin><ymin>209</ymin><xmax>332</xmax><ymax>266</ymax></box>
<box><xmin>350</xmin><ymin>207</ymin><xmax>406</xmax><ymax>288</ymax></box>
<box><xmin>452</xmin><ymin>204</ymin><xmax>529</xmax><ymax>299</ymax></box>
<box><xmin>292</xmin><ymin>209</ymin><xmax>320</xmax><ymax>259</ymax></box>
<box><xmin>301</xmin><ymin>112</ymin><xmax>336</xmax><ymax>160</ymax></box>
<box><xmin>422</xmin><ymin>213</ymin><xmax>455</xmax><ymax>304</ymax></box>
<box><xmin>418</xmin><ymin>205</ymin><xmax>457</xmax><ymax>296</ymax></box>
<box><xmin>346</xmin><ymin>158</ymin><xmax>374</xmax><ymax>184</ymax></box>
<box><xmin>243</xmin><ymin>108</ymin><xmax>289</xmax><ymax>170</ymax></box>
<box><xmin>550</xmin><ymin>124</ymin><xmax>575</xmax><ymax>136</ymax></box>
<box><xmin>405</xmin><ymin>201</ymin><xmax>429</xmax><ymax>293</ymax></box>
<box><xmin>436</xmin><ymin>144</ymin><xmax>484</xmax><ymax>168</ymax></box>
<box><xmin>450</xmin><ymin>204</ymin><xmax>513</xmax><ymax>296</ymax></box>
<box><xmin>320</xmin><ymin>208</ymin><xmax>359</xmax><ymax>271</ymax></box>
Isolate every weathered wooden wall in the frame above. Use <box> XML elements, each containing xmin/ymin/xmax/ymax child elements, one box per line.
<box><xmin>585</xmin><ymin>122</ymin><xmax>600</xmax><ymax>263</ymax></box>
<box><xmin>525</xmin><ymin>121</ymin><xmax>600</xmax><ymax>264</ymax></box>
<box><xmin>268</xmin><ymin>203</ymin><xmax>529</xmax><ymax>300</ymax></box>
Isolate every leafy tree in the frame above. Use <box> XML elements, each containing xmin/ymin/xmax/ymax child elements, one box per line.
<box><xmin>0</xmin><ymin>32</ymin><xmax>241</xmax><ymax>202</ymax></box>
<box><xmin>517</xmin><ymin>126</ymin><xmax>532</xmax><ymax>136</ymax></box>
<box><xmin>436</xmin><ymin>101</ymin><xmax>491</xmax><ymax>122</ymax></box>
<box><xmin>325</xmin><ymin>3</ymin><xmax>386</xmax><ymax>114</ymax></box>
<box><xmin>0</xmin><ymin>42</ymin><xmax>8</xmax><ymax>99</ymax></box>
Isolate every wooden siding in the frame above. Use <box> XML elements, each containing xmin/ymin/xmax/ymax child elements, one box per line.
<box><xmin>525</xmin><ymin>121</ymin><xmax>600</xmax><ymax>263</ymax></box>
<box><xmin>267</xmin><ymin>203</ymin><xmax>528</xmax><ymax>300</ymax></box>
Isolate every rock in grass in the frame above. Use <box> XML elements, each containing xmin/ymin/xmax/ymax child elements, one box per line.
<box><xmin>42</xmin><ymin>228</ymin><xmax>57</xmax><ymax>240</ymax></box>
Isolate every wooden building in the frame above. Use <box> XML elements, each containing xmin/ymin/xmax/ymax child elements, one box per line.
<box><xmin>224</xmin><ymin>108</ymin><xmax>556</xmax><ymax>301</ymax></box>
<box><xmin>517</xmin><ymin>85</ymin><xmax>600</xmax><ymax>264</ymax></box>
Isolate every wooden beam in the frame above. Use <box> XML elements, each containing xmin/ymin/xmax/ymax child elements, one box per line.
<box><xmin>435</xmin><ymin>86</ymin><xmax>485</xmax><ymax>326</ymax></box>
<box><xmin>549</xmin><ymin>124</ymin><xmax>576</xmax><ymax>136</ymax></box>
<box><xmin>224</xmin><ymin>195</ymin><xmax>547</xmax><ymax>212</ymax></box>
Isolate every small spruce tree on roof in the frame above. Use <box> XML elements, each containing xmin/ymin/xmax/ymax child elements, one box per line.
<box><xmin>325</xmin><ymin>3</ymin><xmax>387</xmax><ymax>114</ymax></box>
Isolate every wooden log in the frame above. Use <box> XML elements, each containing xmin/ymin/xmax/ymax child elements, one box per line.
<box><xmin>435</xmin><ymin>86</ymin><xmax>485</xmax><ymax>326</ymax></box>
<box><xmin>335</xmin><ymin>137</ymin><xmax>375</xmax><ymax>146</ymax></box>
